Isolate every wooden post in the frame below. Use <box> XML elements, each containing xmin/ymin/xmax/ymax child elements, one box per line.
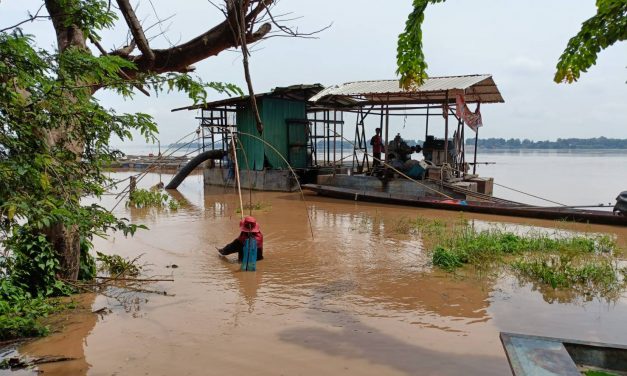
<box><xmin>314</xmin><ymin>111</ymin><xmax>317</xmax><ymax>165</ymax></box>
<box><xmin>425</xmin><ymin>104</ymin><xmax>430</xmax><ymax>139</ymax></box>
<box><xmin>456</xmin><ymin>119</ymin><xmax>462</xmax><ymax>177</ymax></box>
<box><xmin>384</xmin><ymin>100</ymin><xmax>390</xmax><ymax>165</ymax></box>
<box><xmin>325</xmin><ymin>110</ymin><xmax>330</xmax><ymax>166</ymax></box>
<box><xmin>333</xmin><ymin>110</ymin><xmax>337</xmax><ymax>175</ymax></box>
<box><xmin>129</xmin><ymin>176</ymin><xmax>136</xmax><ymax>195</ymax></box>
<box><xmin>473</xmin><ymin>127</ymin><xmax>479</xmax><ymax>175</ymax></box>
<box><xmin>340</xmin><ymin>111</ymin><xmax>344</xmax><ymax>170</ymax></box>
<box><xmin>444</xmin><ymin>90</ymin><xmax>449</xmax><ymax>165</ymax></box>
<box><xmin>461</xmin><ymin>120</ymin><xmax>465</xmax><ymax>175</ymax></box>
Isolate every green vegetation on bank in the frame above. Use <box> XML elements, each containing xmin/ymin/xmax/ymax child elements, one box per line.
<box><xmin>0</xmin><ymin>235</ymin><xmax>96</xmax><ymax>341</ymax></box>
<box><xmin>394</xmin><ymin>215</ymin><xmax>625</xmax><ymax>298</ymax></box>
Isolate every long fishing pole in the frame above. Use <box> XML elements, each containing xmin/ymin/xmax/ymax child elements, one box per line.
<box><xmin>235</xmin><ymin>138</ymin><xmax>254</xmax><ymax>216</ymax></box>
<box><xmin>236</xmin><ymin>131</ymin><xmax>315</xmax><ymax>240</ymax></box>
<box><xmin>228</xmin><ymin>129</ymin><xmax>245</xmax><ymax>220</ymax></box>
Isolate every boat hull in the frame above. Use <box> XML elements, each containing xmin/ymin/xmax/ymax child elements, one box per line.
<box><xmin>302</xmin><ymin>184</ymin><xmax>627</xmax><ymax>226</ymax></box>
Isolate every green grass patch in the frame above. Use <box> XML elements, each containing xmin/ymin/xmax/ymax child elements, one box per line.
<box><xmin>432</xmin><ymin>246</ymin><xmax>465</xmax><ymax>271</ymax></box>
<box><xmin>583</xmin><ymin>370</ymin><xmax>619</xmax><ymax>376</ymax></box>
<box><xmin>127</xmin><ymin>188</ymin><xmax>179</xmax><ymax>210</ymax></box>
<box><xmin>512</xmin><ymin>255</ymin><xmax>621</xmax><ymax>290</ymax></box>
<box><xmin>425</xmin><ymin>221</ymin><xmax>624</xmax><ymax>295</ymax></box>
<box><xmin>393</xmin><ymin>215</ymin><xmax>447</xmax><ymax>237</ymax></box>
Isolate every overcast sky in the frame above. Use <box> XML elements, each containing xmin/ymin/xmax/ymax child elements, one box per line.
<box><xmin>3</xmin><ymin>0</ymin><xmax>626</xmax><ymax>145</ymax></box>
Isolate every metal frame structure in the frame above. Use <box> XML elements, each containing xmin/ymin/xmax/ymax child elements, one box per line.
<box><xmin>307</xmin><ymin>74</ymin><xmax>504</xmax><ymax>177</ymax></box>
<box><xmin>172</xmin><ymin>75</ymin><xmax>503</xmax><ymax>178</ymax></box>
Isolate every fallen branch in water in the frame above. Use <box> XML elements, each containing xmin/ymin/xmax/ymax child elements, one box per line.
<box><xmin>0</xmin><ymin>355</ymin><xmax>78</xmax><ymax>370</ymax></box>
<box><xmin>95</xmin><ymin>277</ymin><xmax>174</xmax><ymax>282</ymax></box>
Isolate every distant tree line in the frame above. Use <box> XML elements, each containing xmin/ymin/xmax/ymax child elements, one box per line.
<box><xmin>467</xmin><ymin>137</ymin><xmax>627</xmax><ymax>150</ymax></box>
<box><xmin>168</xmin><ymin>137</ymin><xmax>627</xmax><ymax>151</ymax></box>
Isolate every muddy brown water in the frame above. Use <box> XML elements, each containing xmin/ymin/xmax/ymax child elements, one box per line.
<box><xmin>7</xmin><ymin>171</ymin><xmax>627</xmax><ymax>376</ymax></box>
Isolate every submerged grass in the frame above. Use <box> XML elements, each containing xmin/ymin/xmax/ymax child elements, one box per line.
<box><xmin>393</xmin><ymin>216</ymin><xmax>447</xmax><ymax>237</ymax></box>
<box><xmin>394</xmin><ymin>215</ymin><xmax>625</xmax><ymax>296</ymax></box>
<box><xmin>512</xmin><ymin>255</ymin><xmax>621</xmax><ymax>290</ymax></box>
<box><xmin>235</xmin><ymin>201</ymin><xmax>272</xmax><ymax>214</ymax></box>
<box><xmin>127</xmin><ymin>188</ymin><xmax>179</xmax><ymax>210</ymax></box>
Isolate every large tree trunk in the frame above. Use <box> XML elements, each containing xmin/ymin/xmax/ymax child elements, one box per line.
<box><xmin>39</xmin><ymin>0</ymin><xmax>272</xmax><ymax>281</ymax></box>
<box><xmin>44</xmin><ymin>0</ymin><xmax>89</xmax><ymax>281</ymax></box>
<box><xmin>43</xmin><ymin>223</ymin><xmax>81</xmax><ymax>280</ymax></box>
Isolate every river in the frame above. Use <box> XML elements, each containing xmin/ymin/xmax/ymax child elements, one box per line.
<box><xmin>7</xmin><ymin>150</ymin><xmax>627</xmax><ymax>375</ymax></box>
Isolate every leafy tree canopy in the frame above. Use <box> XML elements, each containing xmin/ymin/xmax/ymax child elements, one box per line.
<box><xmin>1</xmin><ymin>0</ymin><xmax>269</xmax><ymax>291</ymax></box>
<box><xmin>397</xmin><ymin>0</ymin><xmax>627</xmax><ymax>89</ymax></box>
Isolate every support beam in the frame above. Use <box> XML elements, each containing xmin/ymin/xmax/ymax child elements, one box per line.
<box><xmin>473</xmin><ymin>127</ymin><xmax>479</xmax><ymax>175</ymax></box>
<box><xmin>425</xmin><ymin>104</ymin><xmax>430</xmax><ymax>139</ymax></box>
<box><xmin>444</xmin><ymin>90</ymin><xmax>449</xmax><ymax>164</ymax></box>
<box><xmin>384</xmin><ymin>99</ymin><xmax>390</xmax><ymax>165</ymax></box>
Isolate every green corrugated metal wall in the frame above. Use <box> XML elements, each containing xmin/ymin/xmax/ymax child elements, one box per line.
<box><xmin>236</xmin><ymin>97</ymin><xmax>307</xmax><ymax>171</ymax></box>
<box><xmin>236</xmin><ymin>102</ymin><xmax>264</xmax><ymax>170</ymax></box>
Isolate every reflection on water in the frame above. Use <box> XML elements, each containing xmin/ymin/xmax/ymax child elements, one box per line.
<box><xmin>10</xmin><ymin>169</ymin><xmax>627</xmax><ymax>375</ymax></box>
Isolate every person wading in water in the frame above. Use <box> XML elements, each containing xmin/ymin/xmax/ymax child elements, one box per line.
<box><xmin>218</xmin><ymin>216</ymin><xmax>264</xmax><ymax>262</ymax></box>
<box><xmin>370</xmin><ymin>127</ymin><xmax>384</xmax><ymax>167</ymax></box>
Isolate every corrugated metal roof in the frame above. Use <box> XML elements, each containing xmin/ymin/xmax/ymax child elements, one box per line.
<box><xmin>309</xmin><ymin>74</ymin><xmax>504</xmax><ymax>105</ymax></box>
<box><xmin>171</xmin><ymin>84</ymin><xmax>324</xmax><ymax>112</ymax></box>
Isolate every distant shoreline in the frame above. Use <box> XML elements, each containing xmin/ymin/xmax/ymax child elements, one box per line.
<box><xmin>124</xmin><ymin>137</ymin><xmax>627</xmax><ymax>153</ymax></box>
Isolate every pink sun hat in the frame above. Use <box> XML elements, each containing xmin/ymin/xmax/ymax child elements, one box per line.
<box><xmin>239</xmin><ymin>216</ymin><xmax>260</xmax><ymax>233</ymax></box>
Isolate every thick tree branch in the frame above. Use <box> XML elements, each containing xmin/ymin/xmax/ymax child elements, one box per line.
<box><xmin>110</xmin><ymin>41</ymin><xmax>136</xmax><ymax>57</ymax></box>
<box><xmin>89</xmin><ymin>37</ymin><xmax>150</xmax><ymax>96</ymax></box>
<box><xmin>121</xmin><ymin>1</ymin><xmax>273</xmax><ymax>77</ymax></box>
<box><xmin>116</xmin><ymin>0</ymin><xmax>155</xmax><ymax>65</ymax></box>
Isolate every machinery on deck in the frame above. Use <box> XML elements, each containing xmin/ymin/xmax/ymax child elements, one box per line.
<box><xmin>615</xmin><ymin>191</ymin><xmax>627</xmax><ymax>216</ymax></box>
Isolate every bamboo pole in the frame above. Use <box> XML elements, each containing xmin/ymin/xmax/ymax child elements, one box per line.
<box><xmin>229</xmin><ymin>131</ymin><xmax>244</xmax><ymax>219</ymax></box>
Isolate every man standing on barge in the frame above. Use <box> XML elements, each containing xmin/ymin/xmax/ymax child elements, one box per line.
<box><xmin>370</xmin><ymin>127</ymin><xmax>384</xmax><ymax>167</ymax></box>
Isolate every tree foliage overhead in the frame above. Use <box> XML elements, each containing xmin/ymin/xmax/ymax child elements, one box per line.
<box><xmin>397</xmin><ymin>0</ymin><xmax>627</xmax><ymax>89</ymax></box>
<box><xmin>396</xmin><ymin>0</ymin><xmax>445</xmax><ymax>91</ymax></box>
<box><xmin>554</xmin><ymin>0</ymin><xmax>627</xmax><ymax>83</ymax></box>
<box><xmin>0</xmin><ymin>0</ymin><xmax>281</xmax><ymax>291</ymax></box>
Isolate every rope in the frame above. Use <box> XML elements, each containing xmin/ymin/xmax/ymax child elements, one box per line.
<box><xmin>108</xmin><ymin>132</ymin><xmax>202</xmax><ymax>211</ymax></box>
<box><xmin>493</xmin><ymin>182</ymin><xmax>567</xmax><ymax>207</ymax></box>
<box><xmin>433</xmin><ymin>162</ymin><xmax>562</xmax><ymax>206</ymax></box>
<box><xmin>237</xmin><ymin>131</ymin><xmax>315</xmax><ymax>240</ymax></box>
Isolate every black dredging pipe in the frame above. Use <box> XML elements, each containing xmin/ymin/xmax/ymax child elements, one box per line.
<box><xmin>165</xmin><ymin>150</ymin><xmax>226</xmax><ymax>189</ymax></box>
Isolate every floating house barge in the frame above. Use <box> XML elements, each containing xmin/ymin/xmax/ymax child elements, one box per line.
<box><xmin>172</xmin><ymin>74</ymin><xmax>503</xmax><ymax>200</ymax></box>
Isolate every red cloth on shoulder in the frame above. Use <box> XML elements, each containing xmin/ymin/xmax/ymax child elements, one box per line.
<box><xmin>238</xmin><ymin>231</ymin><xmax>263</xmax><ymax>249</ymax></box>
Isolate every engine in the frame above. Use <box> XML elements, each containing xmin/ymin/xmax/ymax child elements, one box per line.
<box><xmin>614</xmin><ymin>191</ymin><xmax>627</xmax><ymax>216</ymax></box>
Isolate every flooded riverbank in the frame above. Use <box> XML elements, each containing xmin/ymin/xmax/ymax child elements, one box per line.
<box><xmin>8</xmin><ymin>171</ymin><xmax>627</xmax><ymax>375</ymax></box>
